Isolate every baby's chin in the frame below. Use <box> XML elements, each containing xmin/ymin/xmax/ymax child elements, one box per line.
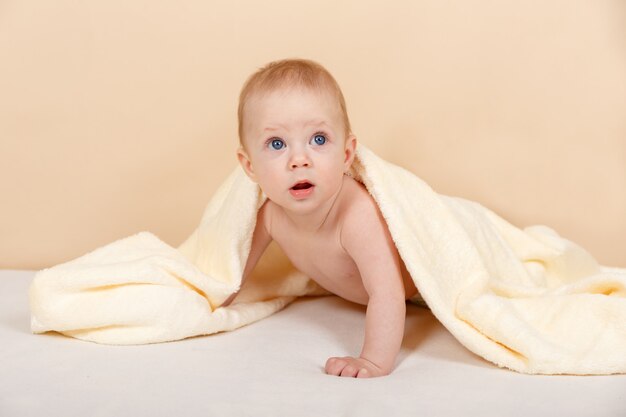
<box><xmin>265</xmin><ymin>195</ymin><xmax>322</xmax><ymax>213</ymax></box>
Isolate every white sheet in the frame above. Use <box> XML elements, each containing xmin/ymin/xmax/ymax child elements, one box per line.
<box><xmin>3</xmin><ymin>270</ymin><xmax>626</xmax><ymax>416</ymax></box>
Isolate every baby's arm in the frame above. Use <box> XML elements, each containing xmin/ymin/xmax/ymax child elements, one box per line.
<box><xmin>219</xmin><ymin>201</ymin><xmax>273</xmax><ymax>308</ymax></box>
<box><xmin>327</xmin><ymin>200</ymin><xmax>407</xmax><ymax>377</ymax></box>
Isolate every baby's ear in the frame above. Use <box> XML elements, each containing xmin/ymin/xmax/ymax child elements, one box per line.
<box><xmin>236</xmin><ymin>146</ymin><xmax>258</xmax><ymax>182</ymax></box>
<box><xmin>343</xmin><ymin>134</ymin><xmax>357</xmax><ymax>171</ymax></box>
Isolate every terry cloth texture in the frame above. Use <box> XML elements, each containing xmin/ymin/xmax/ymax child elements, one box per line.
<box><xmin>29</xmin><ymin>143</ymin><xmax>626</xmax><ymax>375</ymax></box>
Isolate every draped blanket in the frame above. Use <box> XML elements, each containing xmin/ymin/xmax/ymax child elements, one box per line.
<box><xmin>29</xmin><ymin>143</ymin><xmax>626</xmax><ymax>375</ymax></box>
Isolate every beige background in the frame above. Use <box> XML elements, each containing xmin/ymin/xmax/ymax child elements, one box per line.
<box><xmin>1</xmin><ymin>0</ymin><xmax>624</xmax><ymax>270</ymax></box>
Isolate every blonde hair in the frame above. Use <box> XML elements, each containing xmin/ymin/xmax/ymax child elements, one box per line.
<box><xmin>237</xmin><ymin>58</ymin><xmax>352</xmax><ymax>146</ymax></box>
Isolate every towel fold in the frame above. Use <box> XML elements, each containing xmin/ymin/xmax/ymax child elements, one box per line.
<box><xmin>29</xmin><ymin>143</ymin><xmax>626</xmax><ymax>374</ymax></box>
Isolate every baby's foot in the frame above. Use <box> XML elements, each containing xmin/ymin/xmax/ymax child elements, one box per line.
<box><xmin>324</xmin><ymin>356</ymin><xmax>387</xmax><ymax>378</ymax></box>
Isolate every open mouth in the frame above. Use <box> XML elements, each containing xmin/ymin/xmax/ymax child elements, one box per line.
<box><xmin>290</xmin><ymin>181</ymin><xmax>314</xmax><ymax>190</ymax></box>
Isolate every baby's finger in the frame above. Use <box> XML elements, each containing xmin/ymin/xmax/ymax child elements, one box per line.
<box><xmin>325</xmin><ymin>357</ymin><xmax>345</xmax><ymax>376</ymax></box>
<box><xmin>340</xmin><ymin>364</ymin><xmax>359</xmax><ymax>377</ymax></box>
<box><xmin>356</xmin><ymin>368</ymin><xmax>371</xmax><ymax>378</ymax></box>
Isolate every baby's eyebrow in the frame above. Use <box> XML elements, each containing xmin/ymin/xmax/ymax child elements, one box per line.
<box><xmin>262</xmin><ymin>120</ymin><xmax>329</xmax><ymax>133</ymax></box>
<box><xmin>305</xmin><ymin>120</ymin><xmax>330</xmax><ymax>129</ymax></box>
<box><xmin>263</xmin><ymin>124</ymin><xmax>286</xmax><ymax>133</ymax></box>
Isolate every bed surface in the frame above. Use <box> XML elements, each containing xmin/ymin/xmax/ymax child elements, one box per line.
<box><xmin>1</xmin><ymin>270</ymin><xmax>624</xmax><ymax>417</ymax></box>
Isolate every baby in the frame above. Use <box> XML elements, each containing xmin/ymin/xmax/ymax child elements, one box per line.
<box><xmin>221</xmin><ymin>58</ymin><xmax>421</xmax><ymax>378</ymax></box>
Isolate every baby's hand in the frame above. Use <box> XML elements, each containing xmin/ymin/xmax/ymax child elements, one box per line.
<box><xmin>324</xmin><ymin>356</ymin><xmax>387</xmax><ymax>378</ymax></box>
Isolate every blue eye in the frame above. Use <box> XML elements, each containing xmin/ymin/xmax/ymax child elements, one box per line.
<box><xmin>312</xmin><ymin>134</ymin><xmax>326</xmax><ymax>145</ymax></box>
<box><xmin>269</xmin><ymin>139</ymin><xmax>285</xmax><ymax>150</ymax></box>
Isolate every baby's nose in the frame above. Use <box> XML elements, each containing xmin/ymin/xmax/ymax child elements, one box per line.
<box><xmin>290</xmin><ymin>160</ymin><xmax>310</xmax><ymax>168</ymax></box>
<box><xmin>289</xmin><ymin>153</ymin><xmax>311</xmax><ymax>169</ymax></box>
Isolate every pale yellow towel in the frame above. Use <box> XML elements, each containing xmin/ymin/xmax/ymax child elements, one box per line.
<box><xmin>29</xmin><ymin>143</ymin><xmax>626</xmax><ymax>375</ymax></box>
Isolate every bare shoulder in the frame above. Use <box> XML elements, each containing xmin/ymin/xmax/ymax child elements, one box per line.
<box><xmin>339</xmin><ymin>176</ymin><xmax>391</xmax><ymax>253</ymax></box>
<box><xmin>339</xmin><ymin>175</ymin><xmax>406</xmax><ymax>297</ymax></box>
<box><xmin>340</xmin><ymin>176</ymin><xmax>378</xmax><ymax>215</ymax></box>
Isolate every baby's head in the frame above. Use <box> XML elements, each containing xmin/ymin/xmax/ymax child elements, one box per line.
<box><xmin>236</xmin><ymin>58</ymin><xmax>357</xmax><ymax>214</ymax></box>
<box><xmin>237</xmin><ymin>58</ymin><xmax>352</xmax><ymax>149</ymax></box>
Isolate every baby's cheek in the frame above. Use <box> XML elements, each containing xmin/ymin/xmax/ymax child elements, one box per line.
<box><xmin>258</xmin><ymin>175</ymin><xmax>283</xmax><ymax>198</ymax></box>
